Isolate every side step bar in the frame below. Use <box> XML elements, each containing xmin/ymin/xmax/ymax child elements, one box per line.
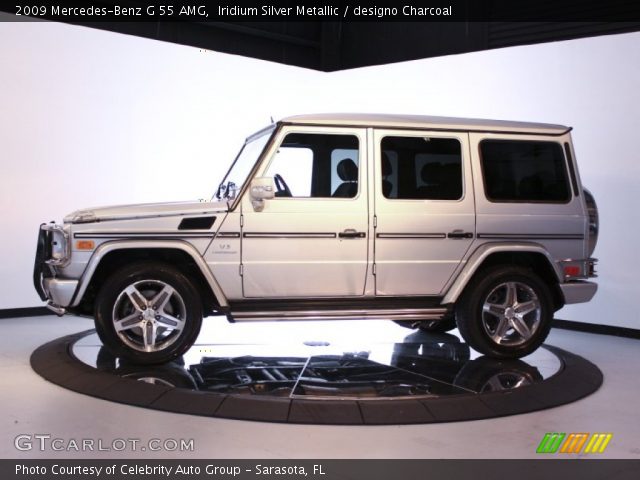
<box><xmin>229</xmin><ymin>307</ymin><xmax>450</xmax><ymax>322</ymax></box>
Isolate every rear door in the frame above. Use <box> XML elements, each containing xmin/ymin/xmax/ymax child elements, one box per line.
<box><xmin>372</xmin><ymin>129</ymin><xmax>475</xmax><ymax>296</ymax></box>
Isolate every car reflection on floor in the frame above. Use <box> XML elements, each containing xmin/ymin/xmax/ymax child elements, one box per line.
<box><xmin>94</xmin><ymin>330</ymin><xmax>545</xmax><ymax>399</ymax></box>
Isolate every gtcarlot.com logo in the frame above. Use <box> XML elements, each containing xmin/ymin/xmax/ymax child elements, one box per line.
<box><xmin>536</xmin><ymin>432</ymin><xmax>613</xmax><ymax>454</ymax></box>
<box><xmin>14</xmin><ymin>434</ymin><xmax>194</xmax><ymax>452</ymax></box>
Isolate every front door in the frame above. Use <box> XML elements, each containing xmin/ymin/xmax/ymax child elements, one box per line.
<box><xmin>373</xmin><ymin>129</ymin><xmax>475</xmax><ymax>296</ymax></box>
<box><xmin>241</xmin><ymin>126</ymin><xmax>369</xmax><ymax>298</ymax></box>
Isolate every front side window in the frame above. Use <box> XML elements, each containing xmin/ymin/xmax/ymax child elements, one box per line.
<box><xmin>480</xmin><ymin>140</ymin><xmax>570</xmax><ymax>203</ymax></box>
<box><xmin>380</xmin><ymin>136</ymin><xmax>463</xmax><ymax>200</ymax></box>
<box><xmin>266</xmin><ymin>133</ymin><xmax>359</xmax><ymax>198</ymax></box>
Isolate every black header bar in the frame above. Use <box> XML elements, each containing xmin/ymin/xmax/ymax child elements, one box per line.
<box><xmin>4</xmin><ymin>0</ymin><xmax>640</xmax><ymax>22</ymax></box>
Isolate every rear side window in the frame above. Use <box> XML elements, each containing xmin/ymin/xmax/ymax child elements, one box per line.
<box><xmin>480</xmin><ymin>140</ymin><xmax>570</xmax><ymax>203</ymax></box>
<box><xmin>381</xmin><ymin>136</ymin><xmax>462</xmax><ymax>200</ymax></box>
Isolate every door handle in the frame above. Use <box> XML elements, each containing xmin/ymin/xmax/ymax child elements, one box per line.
<box><xmin>339</xmin><ymin>229</ymin><xmax>366</xmax><ymax>239</ymax></box>
<box><xmin>447</xmin><ymin>230</ymin><xmax>474</xmax><ymax>239</ymax></box>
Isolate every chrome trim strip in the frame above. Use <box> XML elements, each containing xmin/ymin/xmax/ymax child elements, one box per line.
<box><xmin>477</xmin><ymin>233</ymin><xmax>584</xmax><ymax>240</ymax></box>
<box><xmin>376</xmin><ymin>233</ymin><xmax>446</xmax><ymax>239</ymax></box>
<box><xmin>243</xmin><ymin>232</ymin><xmax>337</xmax><ymax>239</ymax></box>
<box><xmin>216</xmin><ymin>232</ymin><xmax>241</xmax><ymax>238</ymax></box>
<box><xmin>74</xmin><ymin>232</ymin><xmax>214</xmax><ymax>239</ymax></box>
<box><xmin>232</xmin><ymin>307</ymin><xmax>448</xmax><ymax>321</ymax></box>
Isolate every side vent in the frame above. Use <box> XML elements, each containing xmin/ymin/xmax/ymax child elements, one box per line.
<box><xmin>178</xmin><ymin>216</ymin><xmax>216</xmax><ymax>230</ymax></box>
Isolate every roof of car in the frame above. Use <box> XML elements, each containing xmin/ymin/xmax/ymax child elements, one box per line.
<box><xmin>281</xmin><ymin>113</ymin><xmax>571</xmax><ymax>136</ymax></box>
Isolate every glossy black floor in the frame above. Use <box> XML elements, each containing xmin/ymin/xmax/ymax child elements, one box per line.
<box><xmin>31</xmin><ymin>319</ymin><xmax>604</xmax><ymax>424</ymax></box>
<box><xmin>73</xmin><ymin>330</ymin><xmax>560</xmax><ymax>399</ymax></box>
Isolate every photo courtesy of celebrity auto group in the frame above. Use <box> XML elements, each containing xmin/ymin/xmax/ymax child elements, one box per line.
<box><xmin>1</xmin><ymin>1</ymin><xmax>639</xmax><ymax>478</ymax></box>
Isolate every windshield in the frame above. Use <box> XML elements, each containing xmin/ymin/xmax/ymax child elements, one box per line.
<box><xmin>214</xmin><ymin>126</ymin><xmax>274</xmax><ymax>201</ymax></box>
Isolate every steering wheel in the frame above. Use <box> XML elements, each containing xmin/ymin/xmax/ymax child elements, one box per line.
<box><xmin>273</xmin><ymin>173</ymin><xmax>292</xmax><ymax>197</ymax></box>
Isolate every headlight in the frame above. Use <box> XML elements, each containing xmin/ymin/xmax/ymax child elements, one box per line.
<box><xmin>42</xmin><ymin>224</ymin><xmax>70</xmax><ymax>266</ymax></box>
<box><xmin>50</xmin><ymin>229</ymin><xmax>66</xmax><ymax>261</ymax></box>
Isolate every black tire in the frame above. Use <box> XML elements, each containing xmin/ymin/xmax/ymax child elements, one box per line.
<box><xmin>393</xmin><ymin>317</ymin><xmax>457</xmax><ymax>333</ymax></box>
<box><xmin>455</xmin><ymin>266</ymin><xmax>554</xmax><ymax>359</ymax></box>
<box><xmin>94</xmin><ymin>261</ymin><xmax>203</xmax><ymax>365</ymax></box>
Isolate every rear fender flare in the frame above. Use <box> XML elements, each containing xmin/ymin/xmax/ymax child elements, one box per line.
<box><xmin>442</xmin><ymin>242</ymin><xmax>562</xmax><ymax>305</ymax></box>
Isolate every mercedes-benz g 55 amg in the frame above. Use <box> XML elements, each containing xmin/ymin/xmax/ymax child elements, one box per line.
<box><xmin>34</xmin><ymin>114</ymin><xmax>598</xmax><ymax>364</ymax></box>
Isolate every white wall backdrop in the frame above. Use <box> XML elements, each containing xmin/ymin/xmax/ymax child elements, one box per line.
<box><xmin>1</xmin><ymin>20</ymin><xmax>638</xmax><ymax>329</ymax></box>
<box><xmin>0</xmin><ymin>20</ymin><xmax>317</xmax><ymax>310</ymax></box>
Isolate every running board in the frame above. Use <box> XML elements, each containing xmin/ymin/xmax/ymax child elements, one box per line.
<box><xmin>229</xmin><ymin>307</ymin><xmax>449</xmax><ymax>322</ymax></box>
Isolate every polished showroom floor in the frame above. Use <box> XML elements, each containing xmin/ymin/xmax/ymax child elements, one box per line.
<box><xmin>1</xmin><ymin>315</ymin><xmax>639</xmax><ymax>458</ymax></box>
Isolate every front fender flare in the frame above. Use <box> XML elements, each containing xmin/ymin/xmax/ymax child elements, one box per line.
<box><xmin>70</xmin><ymin>240</ymin><xmax>228</xmax><ymax>308</ymax></box>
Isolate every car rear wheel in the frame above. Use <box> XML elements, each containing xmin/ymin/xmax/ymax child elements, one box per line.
<box><xmin>455</xmin><ymin>266</ymin><xmax>554</xmax><ymax>358</ymax></box>
<box><xmin>94</xmin><ymin>262</ymin><xmax>202</xmax><ymax>365</ymax></box>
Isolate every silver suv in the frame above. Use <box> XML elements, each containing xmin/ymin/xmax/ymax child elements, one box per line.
<box><xmin>34</xmin><ymin>114</ymin><xmax>598</xmax><ymax>364</ymax></box>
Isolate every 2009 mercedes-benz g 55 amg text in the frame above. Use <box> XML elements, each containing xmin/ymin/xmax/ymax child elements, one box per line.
<box><xmin>34</xmin><ymin>114</ymin><xmax>598</xmax><ymax>364</ymax></box>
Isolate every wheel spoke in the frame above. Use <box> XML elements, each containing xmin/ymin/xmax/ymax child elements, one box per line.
<box><xmin>515</xmin><ymin>300</ymin><xmax>539</xmax><ymax>316</ymax></box>
<box><xmin>504</xmin><ymin>282</ymin><xmax>518</xmax><ymax>307</ymax></box>
<box><xmin>491</xmin><ymin>316</ymin><xmax>510</xmax><ymax>343</ymax></box>
<box><xmin>150</xmin><ymin>284</ymin><xmax>175</xmax><ymax>312</ymax></box>
<box><xmin>142</xmin><ymin>321</ymin><xmax>157</xmax><ymax>352</ymax></box>
<box><xmin>156</xmin><ymin>312</ymin><xmax>185</xmax><ymax>331</ymax></box>
<box><xmin>510</xmin><ymin>316</ymin><xmax>532</xmax><ymax>339</ymax></box>
<box><xmin>114</xmin><ymin>312</ymin><xmax>143</xmax><ymax>332</ymax></box>
<box><xmin>483</xmin><ymin>303</ymin><xmax>505</xmax><ymax>317</ymax></box>
<box><xmin>125</xmin><ymin>285</ymin><xmax>147</xmax><ymax>311</ymax></box>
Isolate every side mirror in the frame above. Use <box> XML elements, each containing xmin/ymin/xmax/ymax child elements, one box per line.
<box><xmin>249</xmin><ymin>177</ymin><xmax>275</xmax><ymax>211</ymax></box>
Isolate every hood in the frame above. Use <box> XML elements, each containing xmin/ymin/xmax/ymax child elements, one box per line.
<box><xmin>64</xmin><ymin>200</ymin><xmax>229</xmax><ymax>224</ymax></box>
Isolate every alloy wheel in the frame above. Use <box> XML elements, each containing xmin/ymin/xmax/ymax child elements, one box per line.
<box><xmin>481</xmin><ymin>281</ymin><xmax>541</xmax><ymax>347</ymax></box>
<box><xmin>111</xmin><ymin>279</ymin><xmax>187</xmax><ymax>353</ymax></box>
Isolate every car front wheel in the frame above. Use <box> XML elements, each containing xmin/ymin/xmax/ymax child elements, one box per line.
<box><xmin>94</xmin><ymin>262</ymin><xmax>203</xmax><ymax>365</ymax></box>
<box><xmin>455</xmin><ymin>266</ymin><xmax>554</xmax><ymax>359</ymax></box>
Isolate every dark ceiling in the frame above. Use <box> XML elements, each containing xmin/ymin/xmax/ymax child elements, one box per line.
<box><xmin>5</xmin><ymin>1</ymin><xmax>640</xmax><ymax>71</ymax></box>
<box><xmin>69</xmin><ymin>20</ymin><xmax>640</xmax><ymax>71</ymax></box>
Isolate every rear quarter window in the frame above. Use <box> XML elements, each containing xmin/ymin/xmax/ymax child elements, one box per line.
<box><xmin>480</xmin><ymin>140</ymin><xmax>571</xmax><ymax>203</ymax></box>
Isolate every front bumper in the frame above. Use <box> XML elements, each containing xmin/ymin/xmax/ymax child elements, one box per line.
<box><xmin>43</xmin><ymin>278</ymin><xmax>78</xmax><ymax>308</ymax></box>
<box><xmin>560</xmin><ymin>281</ymin><xmax>598</xmax><ymax>304</ymax></box>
